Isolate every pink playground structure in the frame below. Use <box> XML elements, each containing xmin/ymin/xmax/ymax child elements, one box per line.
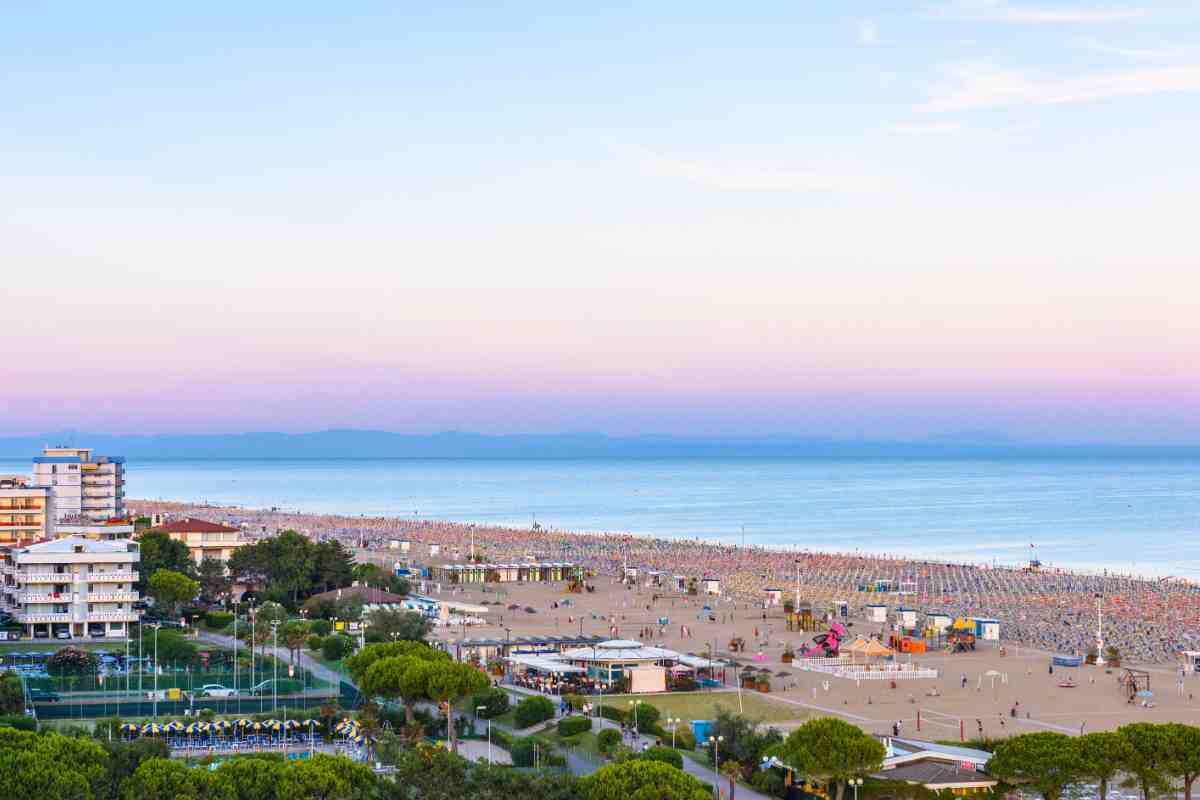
<box><xmin>801</xmin><ymin>621</ymin><xmax>847</xmax><ymax>658</ymax></box>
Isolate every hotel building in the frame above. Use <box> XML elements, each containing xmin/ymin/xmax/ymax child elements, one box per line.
<box><xmin>0</xmin><ymin>537</ymin><xmax>141</xmax><ymax>639</ymax></box>
<box><xmin>148</xmin><ymin>517</ymin><xmax>246</xmax><ymax>565</ymax></box>
<box><xmin>32</xmin><ymin>447</ymin><xmax>126</xmax><ymax>522</ymax></box>
<box><xmin>0</xmin><ymin>476</ymin><xmax>54</xmax><ymax>546</ymax></box>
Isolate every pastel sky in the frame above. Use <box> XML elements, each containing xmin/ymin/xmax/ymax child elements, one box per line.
<box><xmin>5</xmin><ymin>2</ymin><xmax>1199</xmax><ymax>443</ymax></box>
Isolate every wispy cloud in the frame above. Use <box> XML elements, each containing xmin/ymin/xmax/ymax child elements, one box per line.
<box><xmin>918</xmin><ymin>62</ymin><xmax>1200</xmax><ymax>111</ymax></box>
<box><xmin>641</xmin><ymin>154</ymin><xmax>883</xmax><ymax>194</ymax></box>
<box><xmin>858</xmin><ymin>20</ymin><xmax>880</xmax><ymax>45</ymax></box>
<box><xmin>1076</xmin><ymin>35</ymin><xmax>1187</xmax><ymax>59</ymax></box>
<box><xmin>936</xmin><ymin>0</ymin><xmax>1146</xmax><ymax>24</ymax></box>
<box><xmin>887</xmin><ymin>120</ymin><xmax>965</xmax><ymax>135</ymax></box>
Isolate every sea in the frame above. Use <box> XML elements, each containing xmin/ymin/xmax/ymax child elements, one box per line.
<box><xmin>4</xmin><ymin>457</ymin><xmax>1198</xmax><ymax>580</ymax></box>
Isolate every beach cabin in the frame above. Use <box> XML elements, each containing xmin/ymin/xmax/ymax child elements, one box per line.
<box><xmin>865</xmin><ymin>604</ymin><xmax>888</xmax><ymax>623</ymax></box>
<box><xmin>970</xmin><ymin>618</ymin><xmax>1001</xmax><ymax>642</ymax></box>
<box><xmin>895</xmin><ymin>608</ymin><xmax>919</xmax><ymax>629</ymax></box>
<box><xmin>1181</xmin><ymin>652</ymin><xmax>1200</xmax><ymax>673</ymax></box>
<box><xmin>764</xmin><ymin>588</ymin><xmax>784</xmax><ymax>607</ymax></box>
<box><xmin>623</xmin><ymin>567</ymin><xmax>639</xmax><ymax>583</ymax></box>
<box><xmin>926</xmin><ymin>613</ymin><xmax>953</xmax><ymax>633</ymax></box>
<box><xmin>672</xmin><ymin>575</ymin><xmax>687</xmax><ymax>593</ymax></box>
<box><xmin>833</xmin><ymin>600</ymin><xmax>849</xmax><ymax>619</ymax></box>
<box><xmin>702</xmin><ymin>577</ymin><xmax>722</xmax><ymax>596</ymax></box>
<box><xmin>628</xmin><ymin>665</ymin><xmax>667</xmax><ymax>694</ymax></box>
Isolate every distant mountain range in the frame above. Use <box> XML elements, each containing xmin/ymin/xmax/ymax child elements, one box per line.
<box><xmin>1</xmin><ymin>430</ymin><xmax>1197</xmax><ymax>460</ymax></box>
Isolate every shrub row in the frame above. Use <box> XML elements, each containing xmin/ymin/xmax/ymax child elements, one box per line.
<box><xmin>557</xmin><ymin>715</ymin><xmax>592</xmax><ymax>737</ymax></box>
<box><xmin>513</xmin><ymin>695</ymin><xmax>556</xmax><ymax>729</ymax></box>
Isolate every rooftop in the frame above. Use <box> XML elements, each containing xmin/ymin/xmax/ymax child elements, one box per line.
<box><xmin>150</xmin><ymin>518</ymin><xmax>239</xmax><ymax>534</ymax></box>
<box><xmin>17</xmin><ymin>536</ymin><xmax>137</xmax><ymax>555</ymax></box>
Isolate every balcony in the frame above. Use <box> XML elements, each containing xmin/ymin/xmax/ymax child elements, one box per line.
<box><xmin>87</xmin><ymin>592</ymin><xmax>138</xmax><ymax>602</ymax></box>
<box><xmin>14</xmin><ymin>593</ymin><xmax>66</xmax><ymax>603</ymax></box>
<box><xmin>88</xmin><ymin>611</ymin><xmax>139</xmax><ymax>622</ymax></box>
<box><xmin>88</xmin><ymin>572</ymin><xmax>137</xmax><ymax>583</ymax></box>
<box><xmin>17</xmin><ymin>612</ymin><xmax>71</xmax><ymax>623</ymax></box>
<box><xmin>20</xmin><ymin>573</ymin><xmax>73</xmax><ymax>583</ymax></box>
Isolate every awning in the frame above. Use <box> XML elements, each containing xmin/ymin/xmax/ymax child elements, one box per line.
<box><xmin>676</xmin><ymin>654</ymin><xmax>724</xmax><ymax>669</ymax></box>
<box><xmin>504</xmin><ymin>655</ymin><xmax>586</xmax><ymax>674</ymax></box>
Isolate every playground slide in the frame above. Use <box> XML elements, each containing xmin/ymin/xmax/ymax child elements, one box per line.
<box><xmin>800</xmin><ymin>622</ymin><xmax>847</xmax><ymax>658</ymax></box>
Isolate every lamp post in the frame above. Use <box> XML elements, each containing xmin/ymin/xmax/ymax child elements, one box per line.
<box><xmin>851</xmin><ymin>777</ymin><xmax>864</xmax><ymax>800</ymax></box>
<box><xmin>705</xmin><ymin>735</ymin><xmax>724</xmax><ymax>800</ymax></box>
<box><xmin>476</xmin><ymin>705</ymin><xmax>491</xmax><ymax>764</ymax></box>
<box><xmin>794</xmin><ymin>559</ymin><xmax>802</xmax><ymax>613</ymax></box>
<box><xmin>667</xmin><ymin>717</ymin><xmax>680</xmax><ymax>748</ymax></box>
<box><xmin>628</xmin><ymin>699</ymin><xmax>640</xmax><ymax>737</ymax></box>
<box><xmin>151</xmin><ymin>623</ymin><xmax>161</xmax><ymax>719</ymax></box>
<box><xmin>271</xmin><ymin>622</ymin><xmax>279</xmax><ymax>713</ymax></box>
<box><xmin>232</xmin><ymin>599</ymin><xmax>239</xmax><ymax>701</ymax></box>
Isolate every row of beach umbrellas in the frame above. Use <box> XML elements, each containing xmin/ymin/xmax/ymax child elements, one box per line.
<box><xmin>119</xmin><ymin>718</ymin><xmax>329</xmax><ymax>736</ymax></box>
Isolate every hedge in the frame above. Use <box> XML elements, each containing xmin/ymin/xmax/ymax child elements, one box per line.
<box><xmin>471</xmin><ymin>688</ymin><xmax>511</xmax><ymax>719</ymax></box>
<box><xmin>509</xmin><ymin>736</ymin><xmax>563</xmax><ymax>768</ymax></box>
<box><xmin>596</xmin><ymin>728</ymin><xmax>621</xmax><ymax>753</ymax></box>
<box><xmin>0</xmin><ymin>714</ymin><xmax>36</xmax><ymax>731</ymax></box>
<box><xmin>638</xmin><ymin>746</ymin><xmax>683</xmax><ymax>769</ymax></box>
<box><xmin>598</xmin><ymin>705</ymin><xmax>626</xmax><ymax>724</ymax></box>
<box><xmin>671</xmin><ymin>727</ymin><xmax>697</xmax><ymax>751</ymax></box>
<box><xmin>203</xmin><ymin>611</ymin><xmax>234</xmax><ymax>630</ymax></box>
<box><xmin>513</xmin><ymin>695</ymin><xmax>556</xmax><ymax>729</ymax></box>
<box><xmin>557</xmin><ymin>716</ymin><xmax>592</xmax><ymax>737</ymax></box>
<box><xmin>630</xmin><ymin>702</ymin><xmax>660</xmax><ymax>734</ymax></box>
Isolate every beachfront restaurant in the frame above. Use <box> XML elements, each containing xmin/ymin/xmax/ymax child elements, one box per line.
<box><xmin>428</xmin><ymin>561</ymin><xmax>575</xmax><ymax>584</ymax></box>
<box><xmin>873</xmin><ymin>737</ymin><xmax>997</xmax><ymax>795</ymax></box>
<box><xmin>454</xmin><ymin>634</ymin><xmax>606</xmax><ymax>664</ymax></box>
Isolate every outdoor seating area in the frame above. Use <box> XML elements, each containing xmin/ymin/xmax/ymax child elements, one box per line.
<box><xmin>114</xmin><ymin>716</ymin><xmax>370</xmax><ymax>756</ymax></box>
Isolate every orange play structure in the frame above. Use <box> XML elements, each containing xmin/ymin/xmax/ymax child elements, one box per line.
<box><xmin>889</xmin><ymin>634</ymin><xmax>926</xmax><ymax>654</ymax></box>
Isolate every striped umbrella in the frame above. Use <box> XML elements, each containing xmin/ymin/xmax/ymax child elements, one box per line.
<box><xmin>283</xmin><ymin>719</ymin><xmax>299</xmax><ymax>731</ymax></box>
<box><xmin>141</xmin><ymin>723</ymin><xmax>164</xmax><ymax>735</ymax></box>
<box><xmin>184</xmin><ymin>722</ymin><xmax>202</xmax><ymax>735</ymax></box>
<box><xmin>263</xmin><ymin>719</ymin><xmax>282</xmax><ymax>731</ymax></box>
<box><xmin>302</xmin><ymin>719</ymin><xmax>321</xmax><ymax>728</ymax></box>
<box><xmin>233</xmin><ymin>718</ymin><xmax>253</xmax><ymax>728</ymax></box>
<box><xmin>119</xmin><ymin>723</ymin><xmax>139</xmax><ymax>735</ymax></box>
<box><xmin>210</xmin><ymin>720</ymin><xmax>229</xmax><ymax>732</ymax></box>
<box><xmin>165</xmin><ymin>721</ymin><xmax>185</xmax><ymax>734</ymax></box>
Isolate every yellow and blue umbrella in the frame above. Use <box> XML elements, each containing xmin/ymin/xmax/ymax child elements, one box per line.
<box><xmin>233</xmin><ymin>718</ymin><xmax>253</xmax><ymax>729</ymax></box>
<box><xmin>210</xmin><ymin>720</ymin><xmax>229</xmax><ymax>732</ymax></box>
<box><xmin>165</xmin><ymin>721</ymin><xmax>185</xmax><ymax>734</ymax></box>
<box><xmin>119</xmin><ymin>723</ymin><xmax>139</xmax><ymax>734</ymax></box>
<box><xmin>283</xmin><ymin>719</ymin><xmax>299</xmax><ymax>731</ymax></box>
<box><xmin>302</xmin><ymin>719</ymin><xmax>320</xmax><ymax>728</ymax></box>
<box><xmin>141</xmin><ymin>723</ymin><xmax>164</xmax><ymax>735</ymax></box>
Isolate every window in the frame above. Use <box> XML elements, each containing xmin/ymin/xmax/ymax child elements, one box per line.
<box><xmin>87</xmin><ymin>564</ymin><xmax>94</xmax><ymax>572</ymax></box>
<box><xmin>88</xmin><ymin>583</ymin><xmax>95</xmax><ymax>592</ymax></box>
<box><xmin>88</xmin><ymin>603</ymin><xmax>94</xmax><ymax>612</ymax></box>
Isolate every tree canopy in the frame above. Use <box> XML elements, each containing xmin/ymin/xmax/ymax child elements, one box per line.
<box><xmin>768</xmin><ymin>717</ymin><xmax>885</xmax><ymax>800</ymax></box>
<box><xmin>147</xmin><ymin>568</ymin><xmax>200</xmax><ymax>617</ymax></box>
<box><xmin>987</xmin><ymin>732</ymin><xmax>1083</xmax><ymax>800</ymax></box>
<box><xmin>363</xmin><ymin>609</ymin><xmax>432</xmax><ymax>644</ymax></box>
<box><xmin>135</xmin><ymin>531</ymin><xmax>193</xmax><ymax>592</ymax></box>
<box><xmin>579</xmin><ymin>760</ymin><xmax>711</xmax><ymax>800</ymax></box>
<box><xmin>1075</xmin><ymin>731</ymin><xmax>1132</xmax><ymax>800</ymax></box>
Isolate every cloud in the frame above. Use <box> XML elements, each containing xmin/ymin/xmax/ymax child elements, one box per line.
<box><xmin>858</xmin><ymin>20</ymin><xmax>879</xmax><ymax>45</ymax></box>
<box><xmin>918</xmin><ymin>62</ymin><xmax>1200</xmax><ymax>111</ymax></box>
<box><xmin>1076</xmin><ymin>36</ymin><xmax>1187</xmax><ymax>59</ymax></box>
<box><xmin>641</xmin><ymin>154</ymin><xmax>883</xmax><ymax>194</ymax></box>
<box><xmin>937</xmin><ymin>0</ymin><xmax>1145</xmax><ymax>24</ymax></box>
<box><xmin>887</xmin><ymin>120</ymin><xmax>965</xmax><ymax>135</ymax></box>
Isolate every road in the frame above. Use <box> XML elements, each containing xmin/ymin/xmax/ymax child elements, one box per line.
<box><xmin>193</xmin><ymin>630</ymin><xmax>346</xmax><ymax>689</ymax></box>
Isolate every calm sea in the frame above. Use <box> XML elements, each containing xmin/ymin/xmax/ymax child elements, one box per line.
<box><xmin>4</xmin><ymin>457</ymin><xmax>1198</xmax><ymax>579</ymax></box>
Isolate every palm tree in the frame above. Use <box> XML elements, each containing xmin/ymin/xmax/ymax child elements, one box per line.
<box><xmin>720</xmin><ymin>760</ymin><xmax>741</xmax><ymax>800</ymax></box>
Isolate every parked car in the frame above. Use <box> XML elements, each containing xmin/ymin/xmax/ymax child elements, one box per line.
<box><xmin>29</xmin><ymin>689</ymin><xmax>60</xmax><ymax>702</ymax></box>
<box><xmin>198</xmin><ymin>683</ymin><xmax>236</xmax><ymax>698</ymax></box>
<box><xmin>55</xmin><ymin>631</ymin><xmax>71</xmax><ymax>640</ymax></box>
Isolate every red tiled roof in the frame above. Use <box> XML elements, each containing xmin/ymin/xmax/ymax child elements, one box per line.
<box><xmin>150</xmin><ymin>517</ymin><xmax>238</xmax><ymax>534</ymax></box>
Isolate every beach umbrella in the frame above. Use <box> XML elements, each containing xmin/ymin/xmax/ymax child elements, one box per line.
<box><xmin>234</xmin><ymin>718</ymin><xmax>253</xmax><ymax>728</ymax></box>
<box><xmin>185</xmin><ymin>722</ymin><xmax>203</xmax><ymax>735</ymax></box>
<box><xmin>165</xmin><ymin>721</ymin><xmax>184</xmax><ymax>734</ymax></box>
<box><xmin>283</xmin><ymin>719</ymin><xmax>299</xmax><ymax>730</ymax></box>
<box><xmin>210</xmin><ymin>720</ymin><xmax>228</xmax><ymax>732</ymax></box>
<box><xmin>264</xmin><ymin>718</ymin><xmax>282</xmax><ymax>731</ymax></box>
<box><xmin>141</xmin><ymin>723</ymin><xmax>163</xmax><ymax>735</ymax></box>
<box><xmin>302</xmin><ymin>719</ymin><xmax>321</xmax><ymax>728</ymax></box>
<box><xmin>119</xmin><ymin>723</ymin><xmax>139</xmax><ymax>735</ymax></box>
<box><xmin>1136</xmin><ymin>690</ymin><xmax>1153</xmax><ymax>697</ymax></box>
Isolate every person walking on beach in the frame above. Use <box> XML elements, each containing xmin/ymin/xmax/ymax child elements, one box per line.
<box><xmin>961</xmin><ymin>673</ymin><xmax>967</xmax><ymax>689</ymax></box>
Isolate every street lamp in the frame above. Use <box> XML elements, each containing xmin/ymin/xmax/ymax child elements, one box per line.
<box><xmin>851</xmin><ymin>777</ymin><xmax>864</xmax><ymax>800</ymax></box>
<box><xmin>667</xmin><ymin>717</ymin><xmax>681</xmax><ymax>747</ymax></box>
<box><xmin>150</xmin><ymin>623</ymin><xmax>161</xmax><ymax>719</ymax></box>
<box><xmin>232</xmin><ymin>599</ymin><xmax>239</xmax><ymax>700</ymax></box>
<box><xmin>704</xmin><ymin>735</ymin><xmax>724</xmax><ymax>800</ymax></box>
<box><xmin>271</xmin><ymin>621</ymin><xmax>279</xmax><ymax>713</ymax></box>
<box><xmin>476</xmin><ymin>705</ymin><xmax>491</xmax><ymax>764</ymax></box>
<box><xmin>628</xmin><ymin>699</ymin><xmax>640</xmax><ymax>736</ymax></box>
<box><xmin>794</xmin><ymin>559</ymin><xmax>802</xmax><ymax>612</ymax></box>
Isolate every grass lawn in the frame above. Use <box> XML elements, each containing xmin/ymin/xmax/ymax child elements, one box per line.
<box><xmin>598</xmin><ymin>691</ymin><xmax>805</xmax><ymax>724</ymax></box>
<box><xmin>543</xmin><ymin>728</ymin><xmax>604</xmax><ymax>758</ymax></box>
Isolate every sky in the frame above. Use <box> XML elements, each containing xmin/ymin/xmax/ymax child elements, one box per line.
<box><xmin>4</xmin><ymin>1</ymin><xmax>1199</xmax><ymax>444</ymax></box>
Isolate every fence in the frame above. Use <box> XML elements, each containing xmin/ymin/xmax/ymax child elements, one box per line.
<box><xmin>30</xmin><ymin>681</ymin><xmax>360</xmax><ymax>721</ymax></box>
<box><xmin>791</xmin><ymin>660</ymin><xmax>938</xmax><ymax>681</ymax></box>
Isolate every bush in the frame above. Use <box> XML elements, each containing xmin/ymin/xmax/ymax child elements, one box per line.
<box><xmin>597</xmin><ymin>728</ymin><xmax>622</xmax><ymax>753</ymax></box>
<box><xmin>309</xmin><ymin>619</ymin><xmax>333</xmax><ymax>637</ymax></box>
<box><xmin>557</xmin><ymin>715</ymin><xmax>592</xmax><ymax>737</ymax></box>
<box><xmin>672</xmin><ymin>727</ymin><xmax>697</xmax><ymax>751</ymax></box>
<box><xmin>305</xmin><ymin>634</ymin><xmax>322</xmax><ymax>651</ymax></box>
<box><xmin>672</xmin><ymin>676</ymin><xmax>699</xmax><ymax>692</ymax></box>
<box><xmin>203</xmin><ymin>611</ymin><xmax>234</xmax><ymax>630</ymax></box>
<box><xmin>0</xmin><ymin>713</ymin><xmax>36</xmax><ymax>731</ymax></box>
<box><xmin>471</xmin><ymin>688</ymin><xmax>510</xmax><ymax>719</ymax></box>
<box><xmin>630</xmin><ymin>702</ymin><xmax>660</xmax><ymax>734</ymax></box>
<box><xmin>565</xmin><ymin>693</ymin><xmax>586</xmax><ymax>711</ymax></box>
<box><xmin>321</xmin><ymin>634</ymin><xmax>355</xmax><ymax>661</ymax></box>
<box><xmin>509</xmin><ymin>736</ymin><xmax>556</xmax><ymax>767</ymax></box>
<box><xmin>598</xmin><ymin>705</ymin><xmax>626</xmax><ymax>724</ymax></box>
<box><xmin>513</xmin><ymin>695</ymin><xmax>556</xmax><ymax>729</ymax></box>
<box><xmin>638</xmin><ymin>746</ymin><xmax>683</xmax><ymax>769</ymax></box>
<box><xmin>751</xmin><ymin>767</ymin><xmax>788</xmax><ymax>798</ymax></box>
<box><xmin>47</xmin><ymin>647</ymin><xmax>98</xmax><ymax>676</ymax></box>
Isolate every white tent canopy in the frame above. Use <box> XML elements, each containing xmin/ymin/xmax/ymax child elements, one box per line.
<box><xmin>504</xmin><ymin>655</ymin><xmax>587</xmax><ymax>674</ymax></box>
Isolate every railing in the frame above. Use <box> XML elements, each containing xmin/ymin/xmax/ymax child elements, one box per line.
<box><xmin>20</xmin><ymin>573</ymin><xmax>73</xmax><ymax>583</ymax></box>
<box><xmin>88</xmin><ymin>611</ymin><xmax>139</xmax><ymax>621</ymax></box>
<box><xmin>18</xmin><ymin>613</ymin><xmax>71</xmax><ymax>623</ymax></box>
<box><xmin>86</xmin><ymin>592</ymin><xmax>138</xmax><ymax>602</ymax></box>
<box><xmin>15</xmin><ymin>593</ymin><xmax>63</xmax><ymax>603</ymax></box>
<box><xmin>90</xmin><ymin>572</ymin><xmax>137</xmax><ymax>582</ymax></box>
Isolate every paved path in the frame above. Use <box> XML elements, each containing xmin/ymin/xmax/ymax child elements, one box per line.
<box><xmin>194</xmin><ymin>630</ymin><xmax>345</xmax><ymax>690</ymax></box>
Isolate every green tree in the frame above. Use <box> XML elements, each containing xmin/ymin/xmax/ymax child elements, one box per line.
<box><xmin>312</xmin><ymin>540</ymin><xmax>356</xmax><ymax>594</ymax></box>
<box><xmin>363</xmin><ymin>609</ymin><xmax>432</xmax><ymax>644</ymax></box>
<box><xmin>720</xmin><ymin>759</ymin><xmax>742</xmax><ymax>800</ymax></box>
<box><xmin>147</xmin><ymin>568</ymin><xmax>200</xmax><ymax>617</ymax></box>
<box><xmin>768</xmin><ymin>717</ymin><xmax>885</xmax><ymax>800</ymax></box>
<box><xmin>228</xmin><ymin>540</ymin><xmax>272</xmax><ymax>593</ymax></box>
<box><xmin>424</xmin><ymin>661</ymin><xmax>489</xmax><ymax>754</ymax></box>
<box><xmin>579</xmin><ymin>760</ymin><xmax>710</xmax><ymax>800</ymax></box>
<box><xmin>47</xmin><ymin>646</ymin><xmax>99</xmax><ymax>676</ymax></box>
<box><xmin>382</xmin><ymin>742</ymin><xmax>469</xmax><ymax>800</ymax></box>
<box><xmin>0</xmin><ymin>671</ymin><xmax>25</xmax><ymax>714</ymax></box>
<box><xmin>345</xmin><ymin>640</ymin><xmax>447</xmax><ymax>683</ymax></box>
<box><xmin>1161</xmin><ymin>724</ymin><xmax>1200</xmax><ymax>800</ymax></box>
<box><xmin>987</xmin><ymin>732</ymin><xmax>1082</xmax><ymax>800</ymax></box>
<box><xmin>242</xmin><ymin>601</ymin><xmax>288</xmax><ymax>665</ymax></box>
<box><xmin>1076</xmin><ymin>731</ymin><xmax>1133</xmax><ymax>800</ymax></box>
<box><xmin>267</xmin><ymin>530</ymin><xmax>316</xmax><ymax>603</ymax></box>
<box><xmin>212</xmin><ymin>756</ymin><xmax>284</xmax><ymax>799</ymax></box>
<box><xmin>0</xmin><ymin>728</ymin><xmax>109</xmax><ymax>800</ymax></box>
<box><xmin>707</xmin><ymin>708</ymin><xmax>784</xmax><ymax>779</ymax></box>
<box><xmin>277</xmin><ymin>752</ymin><xmax>376</xmax><ymax>800</ymax></box>
<box><xmin>1120</xmin><ymin>723</ymin><xmax>1173</xmax><ymax>800</ymax></box>
<box><xmin>197</xmin><ymin>557</ymin><xmax>232</xmax><ymax>604</ymax></box>
<box><xmin>322</xmin><ymin>634</ymin><xmax>356</xmax><ymax>662</ymax></box>
<box><xmin>279</xmin><ymin>619</ymin><xmax>311</xmax><ymax>665</ymax></box>
<box><xmin>136</xmin><ymin>531</ymin><xmax>194</xmax><ymax>592</ymax></box>
<box><xmin>362</xmin><ymin>656</ymin><xmax>436</xmax><ymax>728</ymax></box>
<box><xmin>101</xmin><ymin>738</ymin><xmax>170</xmax><ymax>800</ymax></box>
<box><xmin>119</xmin><ymin>757</ymin><xmax>215</xmax><ymax>800</ymax></box>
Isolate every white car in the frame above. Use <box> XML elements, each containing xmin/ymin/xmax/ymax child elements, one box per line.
<box><xmin>198</xmin><ymin>684</ymin><xmax>236</xmax><ymax>698</ymax></box>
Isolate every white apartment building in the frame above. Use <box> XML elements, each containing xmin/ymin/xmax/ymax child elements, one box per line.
<box><xmin>32</xmin><ymin>447</ymin><xmax>126</xmax><ymax>522</ymax></box>
<box><xmin>0</xmin><ymin>537</ymin><xmax>140</xmax><ymax>639</ymax></box>
<box><xmin>0</xmin><ymin>475</ymin><xmax>54</xmax><ymax>546</ymax></box>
